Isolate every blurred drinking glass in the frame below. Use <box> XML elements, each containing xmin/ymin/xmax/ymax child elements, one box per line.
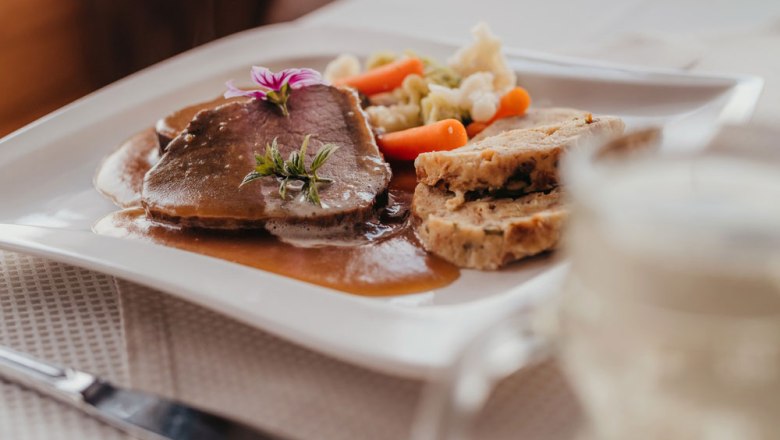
<box><xmin>413</xmin><ymin>126</ymin><xmax>780</xmax><ymax>440</ymax></box>
<box><xmin>562</xmin><ymin>131</ymin><xmax>780</xmax><ymax>439</ymax></box>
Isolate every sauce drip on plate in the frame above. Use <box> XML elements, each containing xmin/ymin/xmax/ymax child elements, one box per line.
<box><xmin>94</xmin><ymin>128</ymin><xmax>460</xmax><ymax>296</ymax></box>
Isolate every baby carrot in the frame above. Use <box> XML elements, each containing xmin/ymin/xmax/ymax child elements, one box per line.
<box><xmin>493</xmin><ymin>86</ymin><xmax>532</xmax><ymax>121</ymax></box>
<box><xmin>466</xmin><ymin>121</ymin><xmax>488</xmax><ymax>138</ymax></box>
<box><xmin>467</xmin><ymin>86</ymin><xmax>532</xmax><ymax>137</ymax></box>
<box><xmin>377</xmin><ymin>119</ymin><xmax>468</xmax><ymax>161</ymax></box>
<box><xmin>334</xmin><ymin>57</ymin><xmax>425</xmax><ymax>96</ymax></box>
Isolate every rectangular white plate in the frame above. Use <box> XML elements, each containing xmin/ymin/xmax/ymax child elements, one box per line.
<box><xmin>0</xmin><ymin>23</ymin><xmax>762</xmax><ymax>378</ymax></box>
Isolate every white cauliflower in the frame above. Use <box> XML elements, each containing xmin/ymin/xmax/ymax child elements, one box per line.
<box><xmin>394</xmin><ymin>74</ymin><xmax>429</xmax><ymax>105</ymax></box>
<box><xmin>421</xmin><ymin>84</ymin><xmax>462</xmax><ymax>124</ymax></box>
<box><xmin>323</xmin><ymin>54</ymin><xmax>361</xmax><ymax>83</ymax></box>
<box><xmin>421</xmin><ymin>72</ymin><xmax>499</xmax><ymax>123</ymax></box>
<box><xmin>457</xmin><ymin>72</ymin><xmax>500</xmax><ymax>122</ymax></box>
<box><xmin>366</xmin><ymin>74</ymin><xmax>429</xmax><ymax>133</ymax></box>
<box><xmin>365</xmin><ymin>51</ymin><xmax>397</xmax><ymax>70</ymax></box>
<box><xmin>448</xmin><ymin>22</ymin><xmax>516</xmax><ymax>93</ymax></box>
<box><xmin>366</xmin><ymin>103</ymin><xmax>422</xmax><ymax>133</ymax></box>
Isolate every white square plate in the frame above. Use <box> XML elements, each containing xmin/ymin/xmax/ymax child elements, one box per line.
<box><xmin>0</xmin><ymin>23</ymin><xmax>762</xmax><ymax>378</ymax></box>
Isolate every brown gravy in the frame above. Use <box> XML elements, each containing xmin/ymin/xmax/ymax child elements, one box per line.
<box><xmin>95</xmin><ymin>128</ymin><xmax>460</xmax><ymax>296</ymax></box>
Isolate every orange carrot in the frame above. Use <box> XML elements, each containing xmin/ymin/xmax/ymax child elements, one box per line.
<box><xmin>467</xmin><ymin>87</ymin><xmax>532</xmax><ymax>137</ymax></box>
<box><xmin>334</xmin><ymin>58</ymin><xmax>425</xmax><ymax>96</ymax></box>
<box><xmin>493</xmin><ymin>86</ymin><xmax>532</xmax><ymax>121</ymax></box>
<box><xmin>466</xmin><ymin>122</ymin><xmax>488</xmax><ymax>138</ymax></box>
<box><xmin>377</xmin><ymin>119</ymin><xmax>468</xmax><ymax>161</ymax></box>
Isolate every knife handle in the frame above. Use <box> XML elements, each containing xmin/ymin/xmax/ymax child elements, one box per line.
<box><xmin>0</xmin><ymin>345</ymin><xmax>98</xmax><ymax>404</ymax></box>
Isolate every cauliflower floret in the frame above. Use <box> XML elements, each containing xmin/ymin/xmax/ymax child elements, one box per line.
<box><xmin>403</xmin><ymin>50</ymin><xmax>461</xmax><ymax>88</ymax></box>
<box><xmin>421</xmin><ymin>85</ymin><xmax>463</xmax><ymax>124</ymax></box>
<box><xmin>421</xmin><ymin>72</ymin><xmax>499</xmax><ymax>124</ymax></box>
<box><xmin>323</xmin><ymin>54</ymin><xmax>361</xmax><ymax>83</ymax></box>
<box><xmin>457</xmin><ymin>72</ymin><xmax>499</xmax><ymax>122</ymax></box>
<box><xmin>394</xmin><ymin>74</ymin><xmax>429</xmax><ymax>105</ymax></box>
<box><xmin>365</xmin><ymin>74</ymin><xmax>430</xmax><ymax>132</ymax></box>
<box><xmin>471</xmin><ymin>95</ymin><xmax>498</xmax><ymax>122</ymax></box>
<box><xmin>366</xmin><ymin>103</ymin><xmax>422</xmax><ymax>133</ymax></box>
<box><xmin>368</xmin><ymin>92</ymin><xmax>401</xmax><ymax>107</ymax></box>
<box><xmin>448</xmin><ymin>22</ymin><xmax>516</xmax><ymax>93</ymax></box>
<box><xmin>366</xmin><ymin>51</ymin><xmax>397</xmax><ymax>70</ymax></box>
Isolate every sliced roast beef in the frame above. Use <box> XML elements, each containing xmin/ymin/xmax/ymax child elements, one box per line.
<box><xmin>142</xmin><ymin>84</ymin><xmax>392</xmax><ymax>233</ymax></box>
<box><xmin>155</xmin><ymin>95</ymin><xmax>247</xmax><ymax>150</ymax></box>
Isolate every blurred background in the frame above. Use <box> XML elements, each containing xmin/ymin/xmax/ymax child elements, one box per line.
<box><xmin>2</xmin><ymin>0</ymin><xmax>778</xmax><ymax>137</ymax></box>
<box><xmin>0</xmin><ymin>0</ymin><xmax>333</xmax><ymax>136</ymax></box>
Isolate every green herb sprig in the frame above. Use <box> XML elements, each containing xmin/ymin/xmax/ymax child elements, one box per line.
<box><xmin>240</xmin><ymin>134</ymin><xmax>339</xmax><ymax>206</ymax></box>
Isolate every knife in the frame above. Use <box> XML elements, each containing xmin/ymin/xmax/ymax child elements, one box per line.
<box><xmin>0</xmin><ymin>345</ymin><xmax>286</xmax><ymax>440</ymax></box>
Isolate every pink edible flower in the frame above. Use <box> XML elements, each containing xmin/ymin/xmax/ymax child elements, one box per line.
<box><xmin>225</xmin><ymin>67</ymin><xmax>324</xmax><ymax>116</ymax></box>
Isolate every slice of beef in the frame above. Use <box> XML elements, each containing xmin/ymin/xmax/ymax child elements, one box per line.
<box><xmin>155</xmin><ymin>95</ymin><xmax>247</xmax><ymax>150</ymax></box>
<box><xmin>142</xmin><ymin>84</ymin><xmax>392</xmax><ymax>233</ymax></box>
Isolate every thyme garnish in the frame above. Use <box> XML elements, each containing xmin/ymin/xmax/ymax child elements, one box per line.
<box><xmin>240</xmin><ymin>134</ymin><xmax>339</xmax><ymax>206</ymax></box>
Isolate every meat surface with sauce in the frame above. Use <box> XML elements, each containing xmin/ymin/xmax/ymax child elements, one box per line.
<box><xmin>155</xmin><ymin>95</ymin><xmax>247</xmax><ymax>150</ymax></box>
<box><xmin>142</xmin><ymin>84</ymin><xmax>392</xmax><ymax>233</ymax></box>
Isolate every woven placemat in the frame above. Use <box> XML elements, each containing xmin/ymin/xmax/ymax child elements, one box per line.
<box><xmin>118</xmin><ymin>279</ymin><xmax>582</xmax><ymax>440</ymax></box>
<box><xmin>0</xmin><ymin>250</ymin><xmax>130</xmax><ymax>440</ymax></box>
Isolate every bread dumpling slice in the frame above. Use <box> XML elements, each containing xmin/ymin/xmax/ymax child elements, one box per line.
<box><xmin>415</xmin><ymin>115</ymin><xmax>625</xmax><ymax>196</ymax></box>
<box><xmin>412</xmin><ymin>183</ymin><xmax>566</xmax><ymax>270</ymax></box>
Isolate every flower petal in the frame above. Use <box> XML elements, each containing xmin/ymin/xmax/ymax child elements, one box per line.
<box><xmin>287</xmin><ymin>68</ymin><xmax>324</xmax><ymax>89</ymax></box>
<box><xmin>234</xmin><ymin>66</ymin><xmax>324</xmax><ymax>103</ymax></box>
<box><xmin>224</xmin><ymin>80</ymin><xmax>266</xmax><ymax>100</ymax></box>
<box><xmin>249</xmin><ymin>66</ymin><xmax>325</xmax><ymax>91</ymax></box>
<box><xmin>275</xmin><ymin>69</ymin><xmax>295</xmax><ymax>87</ymax></box>
<box><xmin>250</xmin><ymin>66</ymin><xmax>281</xmax><ymax>90</ymax></box>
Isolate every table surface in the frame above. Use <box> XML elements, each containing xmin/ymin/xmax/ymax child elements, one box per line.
<box><xmin>2</xmin><ymin>1</ymin><xmax>780</xmax><ymax>438</ymax></box>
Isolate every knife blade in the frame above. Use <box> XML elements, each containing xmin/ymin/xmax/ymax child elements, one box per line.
<box><xmin>0</xmin><ymin>345</ymin><xmax>286</xmax><ymax>440</ymax></box>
